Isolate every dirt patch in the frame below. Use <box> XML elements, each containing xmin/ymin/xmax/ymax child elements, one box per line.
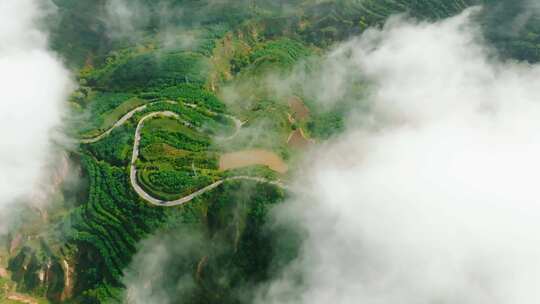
<box><xmin>288</xmin><ymin>129</ymin><xmax>312</xmax><ymax>149</ymax></box>
<box><xmin>289</xmin><ymin>96</ymin><xmax>310</xmax><ymax>121</ymax></box>
<box><xmin>9</xmin><ymin>234</ymin><xmax>22</xmax><ymax>254</ymax></box>
<box><xmin>0</xmin><ymin>267</ymin><xmax>7</xmax><ymax>278</ymax></box>
<box><xmin>219</xmin><ymin>149</ymin><xmax>288</xmax><ymax>173</ymax></box>
<box><xmin>60</xmin><ymin>259</ymin><xmax>73</xmax><ymax>301</ymax></box>
<box><xmin>7</xmin><ymin>293</ymin><xmax>38</xmax><ymax>304</ymax></box>
<box><xmin>196</xmin><ymin>256</ymin><xmax>208</xmax><ymax>282</ymax></box>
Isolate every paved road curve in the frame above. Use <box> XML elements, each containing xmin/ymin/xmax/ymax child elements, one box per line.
<box><xmin>81</xmin><ymin>104</ymin><xmax>286</xmax><ymax>207</ymax></box>
<box><xmin>80</xmin><ymin>101</ymin><xmax>176</xmax><ymax>144</ymax></box>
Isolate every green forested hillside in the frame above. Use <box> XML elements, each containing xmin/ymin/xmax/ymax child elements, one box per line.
<box><xmin>4</xmin><ymin>1</ymin><xmax>540</xmax><ymax>303</ymax></box>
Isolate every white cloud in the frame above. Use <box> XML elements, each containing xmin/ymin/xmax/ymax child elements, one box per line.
<box><xmin>104</xmin><ymin>0</ymin><xmax>150</xmax><ymax>40</ymax></box>
<box><xmin>0</xmin><ymin>0</ymin><xmax>71</xmax><ymax>209</ymax></box>
<box><xmin>257</xmin><ymin>8</ymin><xmax>540</xmax><ymax>304</ymax></box>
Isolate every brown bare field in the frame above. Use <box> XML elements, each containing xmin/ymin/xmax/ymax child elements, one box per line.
<box><xmin>288</xmin><ymin>129</ymin><xmax>311</xmax><ymax>148</ymax></box>
<box><xmin>289</xmin><ymin>96</ymin><xmax>310</xmax><ymax>121</ymax></box>
<box><xmin>219</xmin><ymin>149</ymin><xmax>288</xmax><ymax>173</ymax></box>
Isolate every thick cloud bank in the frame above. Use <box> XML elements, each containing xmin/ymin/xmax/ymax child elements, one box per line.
<box><xmin>258</xmin><ymin>8</ymin><xmax>540</xmax><ymax>304</ymax></box>
<box><xmin>0</xmin><ymin>0</ymin><xmax>71</xmax><ymax>208</ymax></box>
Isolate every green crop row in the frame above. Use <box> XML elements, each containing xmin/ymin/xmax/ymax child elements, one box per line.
<box><xmin>60</xmin><ymin>155</ymin><xmax>166</xmax><ymax>289</ymax></box>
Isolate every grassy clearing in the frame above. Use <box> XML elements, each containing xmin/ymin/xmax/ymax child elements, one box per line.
<box><xmin>147</xmin><ymin>117</ymin><xmax>203</xmax><ymax>139</ymax></box>
<box><xmin>140</xmin><ymin>143</ymin><xmax>190</xmax><ymax>162</ymax></box>
<box><xmin>100</xmin><ymin>98</ymin><xmax>145</xmax><ymax>129</ymax></box>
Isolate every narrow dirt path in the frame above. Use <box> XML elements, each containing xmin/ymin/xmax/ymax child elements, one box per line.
<box><xmin>6</xmin><ymin>293</ymin><xmax>39</xmax><ymax>304</ymax></box>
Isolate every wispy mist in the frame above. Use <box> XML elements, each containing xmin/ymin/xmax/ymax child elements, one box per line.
<box><xmin>104</xmin><ymin>0</ymin><xmax>153</xmax><ymax>41</ymax></box>
<box><xmin>103</xmin><ymin>0</ymin><xmax>252</xmax><ymax>46</ymax></box>
<box><xmin>123</xmin><ymin>229</ymin><xmax>205</xmax><ymax>304</ymax></box>
<box><xmin>0</xmin><ymin>0</ymin><xmax>72</xmax><ymax>222</ymax></box>
<box><xmin>256</xmin><ymin>7</ymin><xmax>540</xmax><ymax>304</ymax></box>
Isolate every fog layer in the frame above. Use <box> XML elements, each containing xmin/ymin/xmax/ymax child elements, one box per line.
<box><xmin>0</xmin><ymin>0</ymin><xmax>71</xmax><ymax>209</ymax></box>
<box><xmin>258</xmin><ymin>8</ymin><xmax>540</xmax><ymax>304</ymax></box>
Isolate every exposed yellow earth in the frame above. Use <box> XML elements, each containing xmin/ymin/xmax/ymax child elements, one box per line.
<box><xmin>219</xmin><ymin>149</ymin><xmax>288</xmax><ymax>173</ymax></box>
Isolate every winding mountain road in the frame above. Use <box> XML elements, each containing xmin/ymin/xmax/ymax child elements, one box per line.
<box><xmin>80</xmin><ymin>101</ymin><xmax>176</xmax><ymax>144</ymax></box>
<box><xmin>82</xmin><ymin>103</ymin><xmax>286</xmax><ymax>207</ymax></box>
<box><xmin>184</xmin><ymin>102</ymin><xmax>245</xmax><ymax>141</ymax></box>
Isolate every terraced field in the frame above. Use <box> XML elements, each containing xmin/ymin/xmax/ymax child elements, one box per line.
<box><xmin>336</xmin><ymin>0</ymin><xmax>473</xmax><ymax>20</ymax></box>
<box><xmin>65</xmin><ymin>91</ymin><xmax>290</xmax><ymax>293</ymax></box>
<box><xmin>81</xmin><ymin>100</ymin><xmax>286</xmax><ymax>204</ymax></box>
